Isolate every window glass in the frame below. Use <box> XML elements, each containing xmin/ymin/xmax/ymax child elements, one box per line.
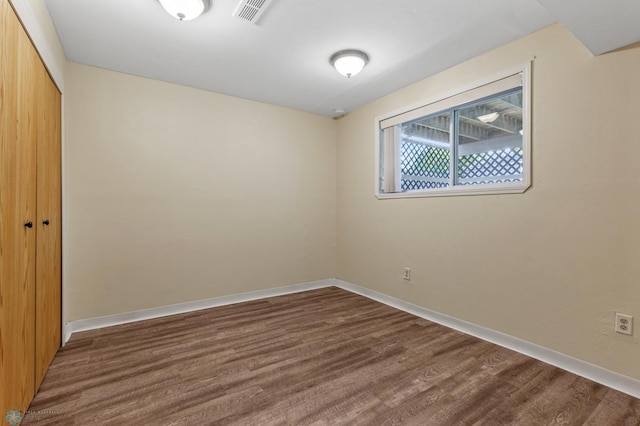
<box><xmin>401</xmin><ymin>112</ymin><xmax>451</xmax><ymax>190</ymax></box>
<box><xmin>456</xmin><ymin>90</ymin><xmax>523</xmax><ymax>186</ymax></box>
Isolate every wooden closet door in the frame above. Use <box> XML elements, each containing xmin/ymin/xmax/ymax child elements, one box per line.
<box><xmin>35</xmin><ymin>60</ymin><xmax>62</xmax><ymax>389</ymax></box>
<box><xmin>0</xmin><ymin>0</ymin><xmax>38</xmax><ymax>414</ymax></box>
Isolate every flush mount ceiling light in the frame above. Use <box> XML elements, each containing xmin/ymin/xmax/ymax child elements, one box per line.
<box><xmin>330</xmin><ymin>50</ymin><xmax>369</xmax><ymax>78</ymax></box>
<box><xmin>158</xmin><ymin>0</ymin><xmax>211</xmax><ymax>21</ymax></box>
<box><xmin>477</xmin><ymin>112</ymin><xmax>499</xmax><ymax>123</ymax></box>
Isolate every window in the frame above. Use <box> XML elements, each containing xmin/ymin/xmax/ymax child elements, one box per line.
<box><xmin>376</xmin><ymin>63</ymin><xmax>531</xmax><ymax>198</ymax></box>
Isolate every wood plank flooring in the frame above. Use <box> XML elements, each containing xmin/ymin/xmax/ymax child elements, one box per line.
<box><xmin>23</xmin><ymin>287</ymin><xmax>640</xmax><ymax>425</ymax></box>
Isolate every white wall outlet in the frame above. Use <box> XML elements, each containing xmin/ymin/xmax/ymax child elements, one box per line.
<box><xmin>403</xmin><ymin>267</ymin><xmax>411</xmax><ymax>281</ymax></box>
<box><xmin>615</xmin><ymin>313</ymin><xmax>633</xmax><ymax>335</ymax></box>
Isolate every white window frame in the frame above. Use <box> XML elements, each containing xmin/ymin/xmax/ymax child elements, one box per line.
<box><xmin>375</xmin><ymin>62</ymin><xmax>532</xmax><ymax>199</ymax></box>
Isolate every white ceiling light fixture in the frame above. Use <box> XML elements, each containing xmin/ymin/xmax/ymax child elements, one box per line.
<box><xmin>158</xmin><ymin>0</ymin><xmax>211</xmax><ymax>21</ymax></box>
<box><xmin>477</xmin><ymin>112</ymin><xmax>499</xmax><ymax>123</ymax></box>
<box><xmin>330</xmin><ymin>50</ymin><xmax>369</xmax><ymax>78</ymax></box>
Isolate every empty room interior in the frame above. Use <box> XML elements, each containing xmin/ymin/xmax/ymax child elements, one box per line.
<box><xmin>2</xmin><ymin>0</ymin><xmax>640</xmax><ymax>424</ymax></box>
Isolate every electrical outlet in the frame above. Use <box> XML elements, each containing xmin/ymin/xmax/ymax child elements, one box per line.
<box><xmin>403</xmin><ymin>267</ymin><xmax>411</xmax><ymax>281</ymax></box>
<box><xmin>615</xmin><ymin>313</ymin><xmax>633</xmax><ymax>335</ymax></box>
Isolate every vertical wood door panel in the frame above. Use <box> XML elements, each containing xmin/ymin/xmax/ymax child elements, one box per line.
<box><xmin>35</xmin><ymin>61</ymin><xmax>62</xmax><ymax>389</ymax></box>
<box><xmin>0</xmin><ymin>0</ymin><xmax>38</xmax><ymax>414</ymax></box>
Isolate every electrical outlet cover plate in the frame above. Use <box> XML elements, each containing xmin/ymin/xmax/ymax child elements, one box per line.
<box><xmin>615</xmin><ymin>313</ymin><xmax>633</xmax><ymax>335</ymax></box>
<box><xmin>403</xmin><ymin>267</ymin><xmax>411</xmax><ymax>281</ymax></box>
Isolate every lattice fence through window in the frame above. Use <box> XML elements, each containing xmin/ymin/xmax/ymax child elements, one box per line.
<box><xmin>400</xmin><ymin>141</ymin><xmax>523</xmax><ymax>190</ymax></box>
<box><xmin>400</xmin><ymin>141</ymin><xmax>449</xmax><ymax>191</ymax></box>
<box><xmin>458</xmin><ymin>147</ymin><xmax>523</xmax><ymax>185</ymax></box>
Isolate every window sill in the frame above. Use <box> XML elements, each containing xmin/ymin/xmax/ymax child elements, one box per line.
<box><xmin>375</xmin><ymin>182</ymin><xmax>530</xmax><ymax>199</ymax></box>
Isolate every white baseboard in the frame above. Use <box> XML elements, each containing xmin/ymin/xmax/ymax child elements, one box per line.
<box><xmin>64</xmin><ymin>278</ymin><xmax>640</xmax><ymax>399</ymax></box>
<box><xmin>333</xmin><ymin>279</ymin><xmax>640</xmax><ymax>399</ymax></box>
<box><xmin>63</xmin><ymin>279</ymin><xmax>334</xmax><ymax>343</ymax></box>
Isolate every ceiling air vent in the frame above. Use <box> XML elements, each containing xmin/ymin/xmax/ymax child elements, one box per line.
<box><xmin>232</xmin><ymin>0</ymin><xmax>275</xmax><ymax>24</ymax></box>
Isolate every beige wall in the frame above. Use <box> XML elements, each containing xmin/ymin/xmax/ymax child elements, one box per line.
<box><xmin>336</xmin><ymin>24</ymin><xmax>640</xmax><ymax>380</ymax></box>
<box><xmin>65</xmin><ymin>63</ymin><xmax>337</xmax><ymax>322</ymax></box>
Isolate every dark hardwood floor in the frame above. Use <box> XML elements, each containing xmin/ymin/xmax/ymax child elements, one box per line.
<box><xmin>23</xmin><ymin>287</ymin><xmax>640</xmax><ymax>425</ymax></box>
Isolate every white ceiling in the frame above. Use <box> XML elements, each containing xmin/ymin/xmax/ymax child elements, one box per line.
<box><xmin>43</xmin><ymin>0</ymin><xmax>640</xmax><ymax>117</ymax></box>
<box><xmin>536</xmin><ymin>0</ymin><xmax>640</xmax><ymax>56</ymax></box>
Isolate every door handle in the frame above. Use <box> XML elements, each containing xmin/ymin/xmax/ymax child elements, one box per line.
<box><xmin>43</xmin><ymin>220</ymin><xmax>50</xmax><ymax>225</ymax></box>
<box><xmin>24</xmin><ymin>221</ymin><xmax>33</xmax><ymax>228</ymax></box>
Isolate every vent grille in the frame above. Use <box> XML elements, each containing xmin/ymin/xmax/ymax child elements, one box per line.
<box><xmin>232</xmin><ymin>0</ymin><xmax>275</xmax><ymax>24</ymax></box>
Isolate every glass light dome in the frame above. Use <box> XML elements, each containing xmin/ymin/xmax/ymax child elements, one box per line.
<box><xmin>158</xmin><ymin>0</ymin><xmax>211</xmax><ymax>21</ymax></box>
<box><xmin>330</xmin><ymin>50</ymin><xmax>370</xmax><ymax>78</ymax></box>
